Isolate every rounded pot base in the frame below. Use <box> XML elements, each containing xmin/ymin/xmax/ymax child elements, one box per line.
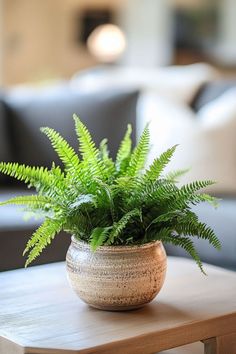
<box><xmin>88</xmin><ymin>303</ymin><xmax>147</xmax><ymax>311</ymax></box>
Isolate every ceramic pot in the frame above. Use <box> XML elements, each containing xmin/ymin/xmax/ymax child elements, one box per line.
<box><xmin>66</xmin><ymin>236</ymin><xmax>167</xmax><ymax>311</ymax></box>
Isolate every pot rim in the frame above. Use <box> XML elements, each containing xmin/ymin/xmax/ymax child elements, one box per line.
<box><xmin>71</xmin><ymin>235</ymin><xmax>161</xmax><ymax>253</ymax></box>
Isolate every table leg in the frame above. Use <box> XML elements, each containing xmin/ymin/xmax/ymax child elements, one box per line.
<box><xmin>0</xmin><ymin>337</ymin><xmax>24</xmax><ymax>354</ymax></box>
<box><xmin>204</xmin><ymin>333</ymin><xmax>236</xmax><ymax>354</ymax></box>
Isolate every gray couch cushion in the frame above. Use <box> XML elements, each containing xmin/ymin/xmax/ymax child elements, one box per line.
<box><xmin>0</xmin><ymin>189</ymin><xmax>71</xmax><ymax>271</ymax></box>
<box><xmin>165</xmin><ymin>199</ymin><xmax>236</xmax><ymax>271</ymax></box>
<box><xmin>0</xmin><ymin>189</ymin><xmax>42</xmax><ymax>230</ymax></box>
<box><xmin>5</xmin><ymin>85</ymin><xmax>138</xmax><ymax>168</ymax></box>
<box><xmin>0</xmin><ymin>94</ymin><xmax>13</xmax><ymax>182</ymax></box>
<box><xmin>0</xmin><ymin>228</ymin><xmax>70</xmax><ymax>271</ymax></box>
<box><xmin>191</xmin><ymin>80</ymin><xmax>236</xmax><ymax>111</ymax></box>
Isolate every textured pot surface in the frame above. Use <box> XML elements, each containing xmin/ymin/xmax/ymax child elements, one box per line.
<box><xmin>66</xmin><ymin>237</ymin><xmax>167</xmax><ymax>311</ymax></box>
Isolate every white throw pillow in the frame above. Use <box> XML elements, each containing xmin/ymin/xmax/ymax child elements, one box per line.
<box><xmin>71</xmin><ymin>63</ymin><xmax>218</xmax><ymax>104</ymax></box>
<box><xmin>138</xmin><ymin>88</ymin><xmax>236</xmax><ymax>195</ymax></box>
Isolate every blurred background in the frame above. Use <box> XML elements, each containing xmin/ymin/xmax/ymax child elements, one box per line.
<box><xmin>1</xmin><ymin>4</ymin><xmax>235</xmax><ymax>353</ymax></box>
<box><xmin>0</xmin><ymin>0</ymin><xmax>236</xmax><ymax>85</ymax></box>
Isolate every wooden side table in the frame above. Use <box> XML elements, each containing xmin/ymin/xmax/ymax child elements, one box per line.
<box><xmin>0</xmin><ymin>257</ymin><xmax>236</xmax><ymax>354</ymax></box>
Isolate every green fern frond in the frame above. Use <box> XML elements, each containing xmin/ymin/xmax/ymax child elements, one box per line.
<box><xmin>194</xmin><ymin>194</ymin><xmax>219</xmax><ymax>208</ymax></box>
<box><xmin>95</xmin><ymin>179</ymin><xmax>115</xmax><ymax>221</ymax></box>
<box><xmin>40</xmin><ymin>127</ymin><xmax>80</xmax><ymax>172</ymax></box>
<box><xmin>126</xmin><ymin>125</ymin><xmax>150</xmax><ymax>177</ymax></box>
<box><xmin>68</xmin><ymin>194</ymin><xmax>96</xmax><ymax>212</ymax></box>
<box><xmin>99</xmin><ymin>138</ymin><xmax>109</xmax><ymax>159</ymax></box>
<box><xmin>90</xmin><ymin>226</ymin><xmax>112</xmax><ymax>251</ymax></box>
<box><xmin>166</xmin><ymin>234</ymin><xmax>205</xmax><ymax>274</ymax></box>
<box><xmin>73</xmin><ymin>114</ymin><xmax>105</xmax><ymax>179</ymax></box>
<box><xmin>146</xmin><ymin>210</ymin><xmax>183</xmax><ymax>230</ymax></box>
<box><xmin>143</xmin><ymin>180</ymin><xmax>178</xmax><ymax>205</ymax></box>
<box><xmin>166</xmin><ymin>180</ymin><xmax>216</xmax><ymax>211</ymax></box>
<box><xmin>0</xmin><ymin>162</ymin><xmax>52</xmax><ymax>192</ymax></box>
<box><xmin>50</xmin><ymin>163</ymin><xmax>65</xmax><ymax>179</ymax></box>
<box><xmin>127</xmin><ymin>179</ymin><xmax>176</xmax><ymax>210</ymax></box>
<box><xmin>115</xmin><ymin>124</ymin><xmax>132</xmax><ymax>174</ymax></box>
<box><xmin>143</xmin><ymin>145</ymin><xmax>178</xmax><ymax>182</ymax></box>
<box><xmin>175</xmin><ymin>217</ymin><xmax>221</xmax><ymax>250</ymax></box>
<box><xmin>165</xmin><ymin>168</ymin><xmax>190</xmax><ymax>182</ymax></box>
<box><xmin>180</xmin><ymin>180</ymin><xmax>216</xmax><ymax>195</ymax></box>
<box><xmin>0</xmin><ymin>195</ymin><xmax>52</xmax><ymax>210</ymax></box>
<box><xmin>99</xmin><ymin>139</ymin><xmax>115</xmax><ymax>176</ymax></box>
<box><xmin>152</xmin><ymin>227</ymin><xmax>205</xmax><ymax>274</ymax></box>
<box><xmin>73</xmin><ymin>114</ymin><xmax>98</xmax><ymax>159</ymax></box>
<box><xmin>114</xmin><ymin>176</ymin><xmax>138</xmax><ymax>193</ymax></box>
<box><xmin>24</xmin><ymin>218</ymin><xmax>62</xmax><ymax>267</ymax></box>
<box><xmin>106</xmin><ymin>208</ymin><xmax>141</xmax><ymax>245</ymax></box>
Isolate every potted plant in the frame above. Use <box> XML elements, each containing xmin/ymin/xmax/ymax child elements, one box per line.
<box><xmin>0</xmin><ymin>115</ymin><xmax>220</xmax><ymax>311</ymax></box>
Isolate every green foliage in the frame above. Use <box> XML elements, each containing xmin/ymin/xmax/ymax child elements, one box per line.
<box><xmin>106</xmin><ymin>208</ymin><xmax>141</xmax><ymax>245</ymax></box>
<box><xmin>0</xmin><ymin>114</ymin><xmax>220</xmax><ymax>272</ymax></box>
<box><xmin>115</xmin><ymin>123</ymin><xmax>132</xmax><ymax>175</ymax></box>
<box><xmin>143</xmin><ymin>145</ymin><xmax>178</xmax><ymax>182</ymax></box>
<box><xmin>126</xmin><ymin>124</ymin><xmax>150</xmax><ymax>177</ymax></box>
<box><xmin>90</xmin><ymin>226</ymin><xmax>112</xmax><ymax>251</ymax></box>
<box><xmin>23</xmin><ymin>218</ymin><xmax>63</xmax><ymax>267</ymax></box>
<box><xmin>165</xmin><ymin>168</ymin><xmax>190</xmax><ymax>183</ymax></box>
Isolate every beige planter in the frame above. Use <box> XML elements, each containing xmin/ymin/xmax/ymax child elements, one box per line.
<box><xmin>66</xmin><ymin>236</ymin><xmax>167</xmax><ymax>311</ymax></box>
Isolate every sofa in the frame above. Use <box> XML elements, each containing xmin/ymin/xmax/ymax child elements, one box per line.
<box><xmin>0</xmin><ymin>76</ymin><xmax>236</xmax><ymax>272</ymax></box>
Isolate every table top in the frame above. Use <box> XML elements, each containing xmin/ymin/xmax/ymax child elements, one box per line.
<box><xmin>1</xmin><ymin>257</ymin><xmax>236</xmax><ymax>354</ymax></box>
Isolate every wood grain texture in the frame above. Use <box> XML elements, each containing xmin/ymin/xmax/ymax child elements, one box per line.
<box><xmin>0</xmin><ymin>257</ymin><xmax>236</xmax><ymax>354</ymax></box>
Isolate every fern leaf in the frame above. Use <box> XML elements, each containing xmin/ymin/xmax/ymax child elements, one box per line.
<box><xmin>143</xmin><ymin>145</ymin><xmax>178</xmax><ymax>182</ymax></box>
<box><xmin>90</xmin><ymin>226</ymin><xmax>112</xmax><ymax>251</ymax></box>
<box><xmin>99</xmin><ymin>138</ymin><xmax>109</xmax><ymax>160</ymax></box>
<box><xmin>143</xmin><ymin>180</ymin><xmax>178</xmax><ymax>205</ymax></box>
<box><xmin>165</xmin><ymin>168</ymin><xmax>189</xmax><ymax>182</ymax></box>
<box><xmin>166</xmin><ymin>235</ymin><xmax>205</xmax><ymax>274</ymax></box>
<box><xmin>24</xmin><ymin>218</ymin><xmax>62</xmax><ymax>267</ymax></box>
<box><xmin>40</xmin><ymin>127</ymin><xmax>80</xmax><ymax>172</ymax></box>
<box><xmin>99</xmin><ymin>139</ymin><xmax>115</xmax><ymax>176</ymax></box>
<box><xmin>146</xmin><ymin>210</ymin><xmax>183</xmax><ymax>230</ymax></box>
<box><xmin>95</xmin><ymin>179</ymin><xmax>115</xmax><ymax>221</ymax></box>
<box><xmin>106</xmin><ymin>209</ymin><xmax>141</xmax><ymax>245</ymax></box>
<box><xmin>167</xmin><ymin>180</ymin><xmax>216</xmax><ymax>211</ymax></box>
<box><xmin>175</xmin><ymin>217</ymin><xmax>221</xmax><ymax>250</ymax></box>
<box><xmin>69</xmin><ymin>194</ymin><xmax>96</xmax><ymax>212</ymax></box>
<box><xmin>73</xmin><ymin>114</ymin><xmax>105</xmax><ymax>179</ymax></box>
<box><xmin>0</xmin><ymin>162</ymin><xmax>52</xmax><ymax>192</ymax></box>
<box><xmin>126</xmin><ymin>125</ymin><xmax>150</xmax><ymax>177</ymax></box>
<box><xmin>180</xmin><ymin>180</ymin><xmax>216</xmax><ymax>195</ymax></box>
<box><xmin>152</xmin><ymin>228</ymin><xmax>205</xmax><ymax>274</ymax></box>
<box><xmin>194</xmin><ymin>194</ymin><xmax>219</xmax><ymax>208</ymax></box>
<box><xmin>115</xmin><ymin>124</ymin><xmax>132</xmax><ymax>174</ymax></box>
<box><xmin>0</xmin><ymin>195</ymin><xmax>52</xmax><ymax>209</ymax></box>
<box><xmin>50</xmin><ymin>162</ymin><xmax>65</xmax><ymax>179</ymax></box>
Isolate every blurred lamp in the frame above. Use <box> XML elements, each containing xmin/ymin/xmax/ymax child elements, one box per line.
<box><xmin>87</xmin><ymin>24</ymin><xmax>126</xmax><ymax>63</ymax></box>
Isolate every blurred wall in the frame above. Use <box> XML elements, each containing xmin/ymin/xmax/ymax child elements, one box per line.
<box><xmin>215</xmin><ymin>0</ymin><xmax>236</xmax><ymax>65</ymax></box>
<box><xmin>0</xmin><ymin>0</ymin><xmax>235</xmax><ymax>86</ymax></box>
<box><xmin>120</xmin><ymin>0</ymin><xmax>173</xmax><ymax>66</ymax></box>
<box><xmin>0</xmin><ymin>0</ymin><xmax>122</xmax><ymax>86</ymax></box>
<box><xmin>0</xmin><ymin>0</ymin><xmax>3</xmax><ymax>85</ymax></box>
<box><xmin>0</xmin><ymin>0</ymin><xmax>174</xmax><ymax>86</ymax></box>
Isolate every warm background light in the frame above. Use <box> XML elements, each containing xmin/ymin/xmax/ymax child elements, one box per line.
<box><xmin>87</xmin><ymin>24</ymin><xmax>126</xmax><ymax>63</ymax></box>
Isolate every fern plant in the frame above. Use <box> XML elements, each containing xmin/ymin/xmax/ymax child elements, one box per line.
<box><xmin>0</xmin><ymin>115</ymin><xmax>220</xmax><ymax>272</ymax></box>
